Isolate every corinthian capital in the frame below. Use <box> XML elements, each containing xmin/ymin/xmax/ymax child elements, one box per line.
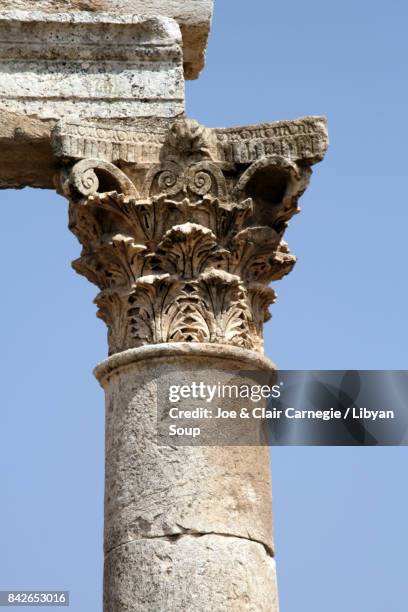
<box><xmin>55</xmin><ymin>116</ymin><xmax>328</xmax><ymax>355</ymax></box>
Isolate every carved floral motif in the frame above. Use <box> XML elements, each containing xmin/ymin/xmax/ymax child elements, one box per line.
<box><xmin>60</xmin><ymin>118</ymin><xmax>325</xmax><ymax>354</ymax></box>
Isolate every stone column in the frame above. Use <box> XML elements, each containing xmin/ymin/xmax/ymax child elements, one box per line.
<box><xmin>0</xmin><ymin>4</ymin><xmax>328</xmax><ymax>610</ymax></box>
<box><xmin>96</xmin><ymin>345</ymin><xmax>278</xmax><ymax>611</ymax></box>
<box><xmin>55</xmin><ymin>116</ymin><xmax>328</xmax><ymax>610</ymax></box>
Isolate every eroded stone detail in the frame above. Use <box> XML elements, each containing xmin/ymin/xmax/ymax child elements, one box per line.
<box><xmin>0</xmin><ymin>11</ymin><xmax>184</xmax><ymax>120</ymax></box>
<box><xmin>0</xmin><ymin>1</ymin><xmax>214</xmax><ymax>80</ymax></box>
<box><xmin>59</xmin><ymin>116</ymin><xmax>328</xmax><ymax>354</ymax></box>
<box><xmin>54</xmin><ymin>115</ymin><xmax>328</xmax><ymax>165</ymax></box>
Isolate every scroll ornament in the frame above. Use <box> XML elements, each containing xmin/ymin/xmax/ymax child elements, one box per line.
<box><xmin>59</xmin><ymin>118</ymin><xmax>323</xmax><ymax>354</ymax></box>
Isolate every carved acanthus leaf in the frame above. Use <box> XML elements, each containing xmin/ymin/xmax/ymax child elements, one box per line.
<box><xmin>123</xmin><ymin>270</ymin><xmax>259</xmax><ymax>350</ymax></box>
<box><xmin>61</xmin><ymin>117</ymin><xmax>327</xmax><ymax>354</ymax></box>
<box><xmin>127</xmin><ymin>275</ymin><xmax>182</xmax><ymax>346</ymax></box>
<box><xmin>230</xmin><ymin>227</ymin><xmax>296</xmax><ymax>283</ymax></box>
<box><xmin>95</xmin><ymin>290</ymin><xmax>132</xmax><ymax>356</ymax></box>
<box><xmin>148</xmin><ymin>223</ymin><xmax>228</xmax><ymax>278</ymax></box>
<box><xmin>197</xmin><ymin>270</ymin><xmax>253</xmax><ymax>348</ymax></box>
<box><xmin>72</xmin><ymin>234</ymin><xmax>146</xmax><ymax>290</ymax></box>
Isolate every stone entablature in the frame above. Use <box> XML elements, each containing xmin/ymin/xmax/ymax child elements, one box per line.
<box><xmin>0</xmin><ymin>11</ymin><xmax>184</xmax><ymax>120</ymax></box>
<box><xmin>0</xmin><ymin>5</ymin><xmax>213</xmax><ymax>189</ymax></box>
<box><xmin>57</xmin><ymin>116</ymin><xmax>328</xmax><ymax>355</ymax></box>
<box><xmin>1</xmin><ymin>1</ymin><xmax>213</xmax><ymax>79</ymax></box>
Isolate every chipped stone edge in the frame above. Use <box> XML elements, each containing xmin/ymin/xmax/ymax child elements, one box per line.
<box><xmin>94</xmin><ymin>342</ymin><xmax>277</xmax><ymax>387</ymax></box>
<box><xmin>0</xmin><ymin>10</ymin><xmax>181</xmax><ymax>37</ymax></box>
<box><xmin>0</xmin><ymin>8</ymin><xmax>207</xmax><ymax>79</ymax></box>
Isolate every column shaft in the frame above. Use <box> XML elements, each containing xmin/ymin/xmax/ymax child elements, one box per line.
<box><xmin>96</xmin><ymin>344</ymin><xmax>278</xmax><ymax>611</ymax></box>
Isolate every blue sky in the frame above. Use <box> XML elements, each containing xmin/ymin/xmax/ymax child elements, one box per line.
<box><xmin>1</xmin><ymin>1</ymin><xmax>408</xmax><ymax>610</ymax></box>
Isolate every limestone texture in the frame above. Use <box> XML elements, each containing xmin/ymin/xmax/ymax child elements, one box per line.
<box><xmin>61</xmin><ymin>113</ymin><xmax>328</xmax><ymax>610</ymax></box>
<box><xmin>96</xmin><ymin>343</ymin><xmax>278</xmax><ymax>611</ymax></box>
<box><xmin>0</xmin><ymin>12</ymin><xmax>184</xmax><ymax>120</ymax></box>
<box><xmin>96</xmin><ymin>345</ymin><xmax>276</xmax><ymax>554</ymax></box>
<box><xmin>60</xmin><ymin>116</ymin><xmax>328</xmax><ymax>355</ymax></box>
<box><xmin>0</xmin><ymin>1</ymin><xmax>213</xmax><ymax>79</ymax></box>
<box><xmin>104</xmin><ymin>535</ymin><xmax>278</xmax><ymax>612</ymax></box>
<box><xmin>0</xmin><ymin>111</ymin><xmax>56</xmax><ymax>189</ymax></box>
<box><xmin>0</xmin><ymin>2</ymin><xmax>329</xmax><ymax>609</ymax></box>
<box><xmin>0</xmin><ymin>10</ymin><xmax>189</xmax><ymax>187</ymax></box>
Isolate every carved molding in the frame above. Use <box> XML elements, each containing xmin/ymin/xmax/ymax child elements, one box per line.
<box><xmin>58</xmin><ymin>116</ymin><xmax>328</xmax><ymax>354</ymax></box>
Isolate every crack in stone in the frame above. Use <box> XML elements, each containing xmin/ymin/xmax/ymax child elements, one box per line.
<box><xmin>105</xmin><ymin>530</ymin><xmax>274</xmax><ymax>559</ymax></box>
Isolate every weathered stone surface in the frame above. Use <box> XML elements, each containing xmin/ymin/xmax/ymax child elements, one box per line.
<box><xmin>0</xmin><ymin>111</ymin><xmax>56</xmax><ymax>189</ymax></box>
<box><xmin>104</xmin><ymin>535</ymin><xmax>278</xmax><ymax>612</ymax></box>
<box><xmin>54</xmin><ymin>115</ymin><xmax>328</xmax><ymax>165</ymax></box>
<box><xmin>0</xmin><ymin>113</ymin><xmax>328</xmax><ymax>189</ymax></box>
<box><xmin>95</xmin><ymin>344</ymin><xmax>275</xmax><ymax>555</ymax></box>
<box><xmin>96</xmin><ymin>343</ymin><xmax>278</xmax><ymax>611</ymax></box>
<box><xmin>55</xmin><ymin>113</ymin><xmax>327</xmax><ymax>611</ymax></box>
<box><xmin>0</xmin><ymin>11</ymin><xmax>184</xmax><ymax>121</ymax></box>
<box><xmin>60</xmin><ymin>116</ymin><xmax>328</xmax><ymax>355</ymax></box>
<box><xmin>0</xmin><ymin>1</ymin><xmax>213</xmax><ymax>79</ymax></box>
<box><xmin>0</xmin><ymin>11</ymin><xmax>187</xmax><ymax>186</ymax></box>
<box><xmin>0</xmin><ymin>3</ymin><xmax>328</xmax><ymax>608</ymax></box>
